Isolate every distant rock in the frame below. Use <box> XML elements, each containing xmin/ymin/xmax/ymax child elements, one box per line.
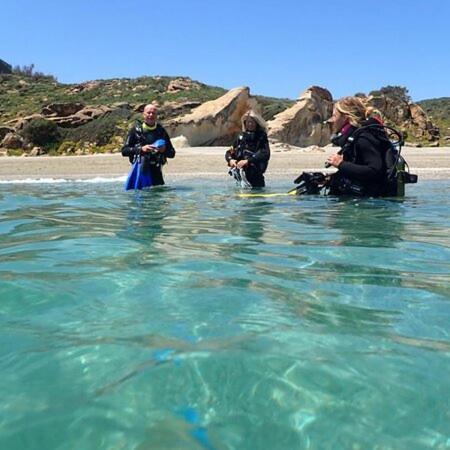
<box><xmin>160</xmin><ymin>100</ymin><xmax>202</xmax><ymax>120</ymax></box>
<box><xmin>1</xmin><ymin>132</ymin><xmax>24</xmax><ymax>149</ymax></box>
<box><xmin>7</xmin><ymin>114</ymin><xmax>44</xmax><ymax>130</ymax></box>
<box><xmin>171</xmin><ymin>135</ymin><xmax>189</xmax><ymax>148</ymax></box>
<box><xmin>267</xmin><ymin>86</ymin><xmax>333</xmax><ymax>147</ymax></box>
<box><xmin>29</xmin><ymin>146</ymin><xmax>46</xmax><ymax>156</ymax></box>
<box><xmin>112</xmin><ymin>102</ymin><xmax>131</xmax><ymax>110</ymax></box>
<box><xmin>367</xmin><ymin>95</ymin><xmax>439</xmax><ymax>142</ymax></box>
<box><xmin>167</xmin><ymin>78</ymin><xmax>201</xmax><ymax>93</ymax></box>
<box><xmin>409</xmin><ymin>103</ymin><xmax>440</xmax><ymax>141</ymax></box>
<box><xmin>66</xmin><ymin>81</ymin><xmax>101</xmax><ymax>95</ymax></box>
<box><xmin>42</xmin><ymin>102</ymin><xmax>85</xmax><ymax>117</ymax></box>
<box><xmin>0</xmin><ymin>126</ymin><xmax>14</xmax><ymax>141</ymax></box>
<box><xmin>0</xmin><ymin>58</ymin><xmax>12</xmax><ymax>74</ymax></box>
<box><xmin>167</xmin><ymin>87</ymin><xmax>258</xmax><ymax>146</ymax></box>
<box><xmin>47</xmin><ymin>105</ymin><xmax>113</xmax><ymax>128</ymax></box>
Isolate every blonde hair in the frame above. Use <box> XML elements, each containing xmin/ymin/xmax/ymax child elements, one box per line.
<box><xmin>241</xmin><ymin>109</ymin><xmax>267</xmax><ymax>131</ymax></box>
<box><xmin>335</xmin><ymin>96</ymin><xmax>369</xmax><ymax>127</ymax></box>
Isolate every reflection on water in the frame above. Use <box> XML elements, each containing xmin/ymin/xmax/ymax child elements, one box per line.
<box><xmin>0</xmin><ymin>180</ymin><xmax>449</xmax><ymax>449</ymax></box>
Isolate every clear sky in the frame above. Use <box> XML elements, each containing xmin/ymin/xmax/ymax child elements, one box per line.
<box><xmin>1</xmin><ymin>0</ymin><xmax>448</xmax><ymax>101</ymax></box>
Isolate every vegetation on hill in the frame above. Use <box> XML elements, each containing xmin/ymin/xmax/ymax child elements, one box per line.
<box><xmin>418</xmin><ymin>97</ymin><xmax>450</xmax><ymax>140</ymax></box>
<box><xmin>0</xmin><ymin>73</ymin><xmax>226</xmax><ymax>122</ymax></box>
<box><xmin>0</xmin><ymin>67</ymin><xmax>447</xmax><ymax>155</ymax></box>
<box><xmin>0</xmin><ymin>71</ymin><xmax>294</xmax><ymax>155</ymax></box>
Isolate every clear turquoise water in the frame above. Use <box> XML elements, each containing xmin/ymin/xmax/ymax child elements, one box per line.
<box><xmin>1</xmin><ymin>179</ymin><xmax>449</xmax><ymax>450</ymax></box>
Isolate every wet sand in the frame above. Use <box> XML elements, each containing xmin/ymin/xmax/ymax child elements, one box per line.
<box><xmin>0</xmin><ymin>146</ymin><xmax>449</xmax><ymax>181</ymax></box>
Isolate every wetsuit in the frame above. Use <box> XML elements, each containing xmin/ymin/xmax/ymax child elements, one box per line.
<box><xmin>121</xmin><ymin>122</ymin><xmax>175</xmax><ymax>186</ymax></box>
<box><xmin>225</xmin><ymin>129</ymin><xmax>270</xmax><ymax>187</ymax></box>
<box><xmin>329</xmin><ymin>118</ymin><xmax>391</xmax><ymax>197</ymax></box>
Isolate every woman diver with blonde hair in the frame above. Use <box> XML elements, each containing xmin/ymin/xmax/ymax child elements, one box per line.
<box><xmin>326</xmin><ymin>96</ymin><xmax>393</xmax><ymax>196</ymax></box>
<box><xmin>225</xmin><ymin>109</ymin><xmax>270</xmax><ymax>188</ymax></box>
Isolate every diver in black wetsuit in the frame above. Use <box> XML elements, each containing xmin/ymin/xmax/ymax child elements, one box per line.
<box><xmin>121</xmin><ymin>104</ymin><xmax>175</xmax><ymax>186</ymax></box>
<box><xmin>326</xmin><ymin>97</ymin><xmax>394</xmax><ymax>197</ymax></box>
<box><xmin>225</xmin><ymin>110</ymin><xmax>270</xmax><ymax>188</ymax></box>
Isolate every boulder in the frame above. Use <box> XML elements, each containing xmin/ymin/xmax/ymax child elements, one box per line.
<box><xmin>159</xmin><ymin>100</ymin><xmax>202</xmax><ymax>120</ymax></box>
<box><xmin>171</xmin><ymin>135</ymin><xmax>189</xmax><ymax>148</ymax></box>
<box><xmin>409</xmin><ymin>103</ymin><xmax>440</xmax><ymax>141</ymax></box>
<box><xmin>267</xmin><ymin>86</ymin><xmax>333</xmax><ymax>147</ymax></box>
<box><xmin>167</xmin><ymin>78</ymin><xmax>201</xmax><ymax>93</ymax></box>
<box><xmin>1</xmin><ymin>132</ymin><xmax>24</xmax><ymax>149</ymax></box>
<box><xmin>67</xmin><ymin>81</ymin><xmax>101</xmax><ymax>95</ymax></box>
<box><xmin>367</xmin><ymin>95</ymin><xmax>440</xmax><ymax>142</ymax></box>
<box><xmin>28</xmin><ymin>146</ymin><xmax>46</xmax><ymax>156</ymax></box>
<box><xmin>112</xmin><ymin>102</ymin><xmax>131</xmax><ymax>110</ymax></box>
<box><xmin>42</xmin><ymin>102</ymin><xmax>85</xmax><ymax>117</ymax></box>
<box><xmin>7</xmin><ymin>114</ymin><xmax>44</xmax><ymax>130</ymax></box>
<box><xmin>0</xmin><ymin>126</ymin><xmax>14</xmax><ymax>141</ymax></box>
<box><xmin>47</xmin><ymin>105</ymin><xmax>113</xmax><ymax>128</ymax></box>
<box><xmin>166</xmin><ymin>87</ymin><xmax>258</xmax><ymax>146</ymax></box>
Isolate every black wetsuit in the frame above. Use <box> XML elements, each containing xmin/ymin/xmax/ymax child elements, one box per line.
<box><xmin>225</xmin><ymin>129</ymin><xmax>270</xmax><ymax>187</ymax></box>
<box><xmin>329</xmin><ymin>119</ymin><xmax>391</xmax><ymax>197</ymax></box>
<box><xmin>121</xmin><ymin>122</ymin><xmax>175</xmax><ymax>186</ymax></box>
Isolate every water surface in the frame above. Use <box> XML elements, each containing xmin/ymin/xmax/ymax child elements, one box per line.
<box><xmin>1</xmin><ymin>180</ymin><xmax>449</xmax><ymax>449</ymax></box>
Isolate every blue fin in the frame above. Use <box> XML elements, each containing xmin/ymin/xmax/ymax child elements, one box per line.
<box><xmin>124</xmin><ymin>161</ymin><xmax>139</xmax><ymax>191</ymax></box>
<box><xmin>125</xmin><ymin>159</ymin><xmax>153</xmax><ymax>190</ymax></box>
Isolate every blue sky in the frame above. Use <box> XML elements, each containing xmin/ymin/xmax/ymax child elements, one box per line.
<box><xmin>1</xmin><ymin>0</ymin><xmax>448</xmax><ymax>101</ymax></box>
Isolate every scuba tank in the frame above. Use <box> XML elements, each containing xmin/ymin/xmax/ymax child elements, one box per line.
<box><xmin>393</xmin><ymin>154</ymin><xmax>406</xmax><ymax>197</ymax></box>
<box><xmin>383</xmin><ymin>132</ymin><xmax>417</xmax><ymax>197</ymax></box>
<box><xmin>341</xmin><ymin>123</ymin><xmax>417</xmax><ymax>197</ymax></box>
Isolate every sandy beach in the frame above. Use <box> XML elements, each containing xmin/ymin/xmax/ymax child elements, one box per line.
<box><xmin>0</xmin><ymin>146</ymin><xmax>449</xmax><ymax>181</ymax></box>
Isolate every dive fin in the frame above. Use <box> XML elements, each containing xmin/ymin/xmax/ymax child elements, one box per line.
<box><xmin>125</xmin><ymin>159</ymin><xmax>153</xmax><ymax>190</ymax></box>
<box><xmin>238</xmin><ymin>191</ymin><xmax>297</xmax><ymax>198</ymax></box>
<box><xmin>124</xmin><ymin>161</ymin><xmax>139</xmax><ymax>191</ymax></box>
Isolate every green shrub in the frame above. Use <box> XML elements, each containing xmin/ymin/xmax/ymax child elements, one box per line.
<box><xmin>56</xmin><ymin>140</ymin><xmax>79</xmax><ymax>154</ymax></box>
<box><xmin>21</xmin><ymin>118</ymin><xmax>61</xmax><ymax>146</ymax></box>
<box><xmin>61</xmin><ymin>109</ymin><xmax>131</xmax><ymax>146</ymax></box>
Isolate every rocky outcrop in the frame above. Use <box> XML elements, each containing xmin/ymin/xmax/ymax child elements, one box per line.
<box><xmin>267</xmin><ymin>86</ymin><xmax>333</xmax><ymax>147</ymax></box>
<box><xmin>0</xmin><ymin>126</ymin><xmax>14</xmax><ymax>141</ymax></box>
<box><xmin>159</xmin><ymin>100</ymin><xmax>202</xmax><ymax>120</ymax></box>
<box><xmin>0</xmin><ymin>58</ymin><xmax>12</xmax><ymax>74</ymax></box>
<box><xmin>1</xmin><ymin>132</ymin><xmax>24</xmax><ymax>149</ymax></box>
<box><xmin>409</xmin><ymin>103</ymin><xmax>440</xmax><ymax>141</ymax></box>
<box><xmin>7</xmin><ymin>114</ymin><xmax>44</xmax><ymax>130</ymax></box>
<box><xmin>66</xmin><ymin>81</ymin><xmax>101</xmax><ymax>95</ymax></box>
<box><xmin>47</xmin><ymin>105</ymin><xmax>113</xmax><ymax>127</ymax></box>
<box><xmin>166</xmin><ymin>87</ymin><xmax>258</xmax><ymax>146</ymax></box>
<box><xmin>42</xmin><ymin>102</ymin><xmax>85</xmax><ymax>117</ymax></box>
<box><xmin>367</xmin><ymin>95</ymin><xmax>439</xmax><ymax>141</ymax></box>
<box><xmin>167</xmin><ymin>77</ymin><xmax>201</xmax><ymax>93</ymax></box>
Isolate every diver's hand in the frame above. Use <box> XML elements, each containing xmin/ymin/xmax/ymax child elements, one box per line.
<box><xmin>326</xmin><ymin>154</ymin><xmax>343</xmax><ymax>168</ymax></box>
<box><xmin>236</xmin><ymin>159</ymin><xmax>249</xmax><ymax>169</ymax></box>
<box><xmin>228</xmin><ymin>159</ymin><xmax>238</xmax><ymax>168</ymax></box>
<box><xmin>141</xmin><ymin>145</ymin><xmax>156</xmax><ymax>154</ymax></box>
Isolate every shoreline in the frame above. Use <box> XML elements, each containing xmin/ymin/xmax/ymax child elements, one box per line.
<box><xmin>0</xmin><ymin>146</ymin><xmax>450</xmax><ymax>181</ymax></box>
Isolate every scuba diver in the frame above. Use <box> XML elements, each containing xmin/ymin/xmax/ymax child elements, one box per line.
<box><xmin>122</xmin><ymin>104</ymin><xmax>176</xmax><ymax>189</ymax></box>
<box><xmin>292</xmin><ymin>96</ymin><xmax>417</xmax><ymax>197</ymax></box>
<box><xmin>225</xmin><ymin>110</ymin><xmax>270</xmax><ymax>188</ymax></box>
